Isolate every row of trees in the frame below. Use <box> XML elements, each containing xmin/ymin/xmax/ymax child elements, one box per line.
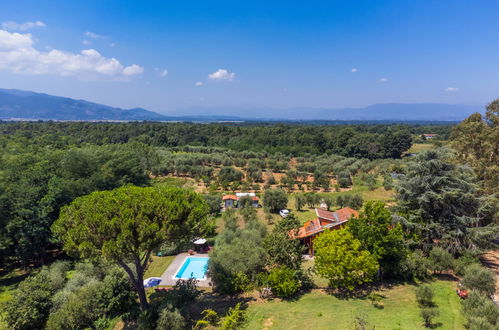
<box><xmin>0</xmin><ymin>121</ymin><xmax>422</xmax><ymax>158</ymax></box>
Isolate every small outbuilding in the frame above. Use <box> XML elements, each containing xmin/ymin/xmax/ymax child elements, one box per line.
<box><xmin>222</xmin><ymin>194</ymin><xmax>237</xmax><ymax>208</ymax></box>
<box><xmin>222</xmin><ymin>193</ymin><xmax>260</xmax><ymax>208</ymax></box>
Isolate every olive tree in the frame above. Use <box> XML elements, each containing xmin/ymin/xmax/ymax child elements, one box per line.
<box><xmin>263</xmin><ymin>189</ymin><xmax>288</xmax><ymax>213</ymax></box>
<box><xmin>52</xmin><ymin>185</ymin><xmax>210</xmax><ymax>310</ymax></box>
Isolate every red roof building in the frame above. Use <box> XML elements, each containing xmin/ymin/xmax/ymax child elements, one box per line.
<box><xmin>291</xmin><ymin>207</ymin><xmax>359</xmax><ymax>255</ymax></box>
<box><xmin>222</xmin><ymin>194</ymin><xmax>259</xmax><ymax>208</ymax></box>
<box><xmin>222</xmin><ymin>195</ymin><xmax>237</xmax><ymax>201</ymax></box>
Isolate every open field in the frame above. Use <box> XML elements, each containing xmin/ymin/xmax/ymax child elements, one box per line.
<box><xmin>243</xmin><ymin>280</ymin><xmax>464</xmax><ymax>330</ymax></box>
<box><xmin>407</xmin><ymin>143</ymin><xmax>436</xmax><ymax>154</ymax></box>
<box><xmin>144</xmin><ymin>255</ymin><xmax>176</xmax><ymax>278</ymax></box>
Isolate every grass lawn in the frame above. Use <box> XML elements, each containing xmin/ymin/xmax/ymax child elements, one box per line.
<box><xmin>243</xmin><ymin>280</ymin><xmax>464</xmax><ymax>330</ymax></box>
<box><xmin>144</xmin><ymin>255</ymin><xmax>175</xmax><ymax>278</ymax></box>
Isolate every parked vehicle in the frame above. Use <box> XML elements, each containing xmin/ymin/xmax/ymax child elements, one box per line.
<box><xmin>279</xmin><ymin>209</ymin><xmax>290</xmax><ymax>218</ymax></box>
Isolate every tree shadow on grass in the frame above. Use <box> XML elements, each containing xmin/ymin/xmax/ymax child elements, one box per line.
<box><xmin>0</xmin><ymin>266</ymin><xmax>30</xmax><ymax>290</ymax></box>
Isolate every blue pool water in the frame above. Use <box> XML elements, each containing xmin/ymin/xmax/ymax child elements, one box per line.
<box><xmin>175</xmin><ymin>257</ymin><xmax>209</xmax><ymax>280</ymax></box>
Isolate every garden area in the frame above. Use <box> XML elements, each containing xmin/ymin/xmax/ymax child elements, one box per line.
<box><xmin>243</xmin><ymin>280</ymin><xmax>464</xmax><ymax>330</ymax></box>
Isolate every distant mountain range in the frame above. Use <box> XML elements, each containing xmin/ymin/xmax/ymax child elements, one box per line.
<box><xmin>0</xmin><ymin>88</ymin><xmax>482</xmax><ymax>122</ymax></box>
<box><xmin>174</xmin><ymin>103</ymin><xmax>483</xmax><ymax>121</ymax></box>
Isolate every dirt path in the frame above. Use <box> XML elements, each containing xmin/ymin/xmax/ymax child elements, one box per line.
<box><xmin>480</xmin><ymin>249</ymin><xmax>499</xmax><ymax>303</ymax></box>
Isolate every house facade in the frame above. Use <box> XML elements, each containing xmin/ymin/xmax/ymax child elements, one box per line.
<box><xmin>222</xmin><ymin>195</ymin><xmax>237</xmax><ymax>208</ymax></box>
<box><xmin>291</xmin><ymin>207</ymin><xmax>359</xmax><ymax>255</ymax></box>
<box><xmin>222</xmin><ymin>193</ymin><xmax>260</xmax><ymax>208</ymax></box>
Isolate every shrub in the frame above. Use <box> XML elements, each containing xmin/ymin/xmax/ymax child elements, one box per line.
<box><xmin>157</xmin><ymin>240</ymin><xmax>193</xmax><ymax>256</ymax></box>
<box><xmin>337</xmin><ymin>171</ymin><xmax>352</xmax><ymax>188</ymax></box>
<box><xmin>399</xmin><ymin>250</ymin><xmax>430</xmax><ymax>280</ymax></box>
<box><xmin>462</xmin><ymin>291</ymin><xmax>499</xmax><ymax>326</ymax></box>
<box><xmin>347</xmin><ymin>194</ymin><xmax>364</xmax><ymax>209</ymax></box>
<box><xmin>161</xmin><ymin>278</ymin><xmax>200</xmax><ymax>309</ymax></box>
<box><xmin>267</xmin><ymin>173</ymin><xmax>276</xmax><ymax>185</ymax></box>
<box><xmin>462</xmin><ymin>264</ymin><xmax>496</xmax><ymax>297</ymax></box>
<box><xmin>99</xmin><ymin>267</ymin><xmax>137</xmax><ymax>316</ymax></box>
<box><xmin>45</xmin><ymin>261</ymin><xmax>72</xmax><ymax>291</ymax></box>
<box><xmin>420</xmin><ymin>307</ymin><xmax>439</xmax><ymax>328</ymax></box>
<box><xmin>46</xmin><ymin>281</ymin><xmax>105</xmax><ymax>330</ymax></box>
<box><xmin>466</xmin><ymin>317</ymin><xmax>496</xmax><ymax>330</ymax></box>
<box><xmin>220</xmin><ymin>303</ymin><xmax>246</xmax><ymax>330</ymax></box>
<box><xmin>94</xmin><ymin>317</ymin><xmax>111</xmax><ymax>330</ymax></box>
<box><xmin>367</xmin><ymin>292</ymin><xmax>383</xmax><ymax>307</ymax></box>
<box><xmin>137</xmin><ymin>309</ymin><xmax>158</xmax><ymax>330</ymax></box>
<box><xmin>263</xmin><ymin>189</ymin><xmax>288</xmax><ymax>213</ymax></box>
<box><xmin>194</xmin><ymin>309</ymin><xmax>220</xmax><ymax>329</ymax></box>
<box><xmin>267</xmin><ymin>266</ymin><xmax>300</xmax><ymax>298</ymax></box>
<box><xmin>383</xmin><ymin>175</ymin><xmax>393</xmax><ymax>190</ymax></box>
<box><xmin>156</xmin><ymin>306</ymin><xmax>185</xmax><ymax>330</ymax></box>
<box><xmin>218</xmin><ymin>166</ymin><xmax>244</xmax><ymax>183</ymax></box>
<box><xmin>454</xmin><ymin>253</ymin><xmax>480</xmax><ymax>276</ymax></box>
<box><xmin>238</xmin><ymin>195</ymin><xmax>253</xmax><ymax>208</ymax></box>
<box><xmin>428</xmin><ymin>247</ymin><xmax>454</xmax><ymax>274</ymax></box>
<box><xmin>4</xmin><ymin>271</ymin><xmax>56</xmax><ymax>330</ymax></box>
<box><xmin>415</xmin><ymin>284</ymin><xmax>434</xmax><ymax>307</ymax></box>
<box><xmin>203</xmin><ymin>194</ymin><xmax>221</xmax><ymax>215</ymax></box>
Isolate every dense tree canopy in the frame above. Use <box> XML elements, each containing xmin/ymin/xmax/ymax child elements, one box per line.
<box><xmin>314</xmin><ymin>228</ymin><xmax>379</xmax><ymax>291</ymax></box>
<box><xmin>52</xmin><ymin>185</ymin><xmax>210</xmax><ymax>310</ymax></box>
<box><xmin>0</xmin><ymin>121</ymin><xmax>428</xmax><ymax>158</ymax></box>
<box><xmin>451</xmin><ymin>100</ymin><xmax>499</xmax><ymax>194</ymax></box>
<box><xmin>396</xmin><ymin>149</ymin><xmax>497</xmax><ymax>254</ymax></box>
<box><xmin>348</xmin><ymin>201</ymin><xmax>407</xmax><ymax>278</ymax></box>
<box><xmin>263</xmin><ymin>214</ymin><xmax>304</xmax><ymax>270</ymax></box>
<box><xmin>0</xmin><ymin>143</ymin><xmax>152</xmax><ymax>266</ymax></box>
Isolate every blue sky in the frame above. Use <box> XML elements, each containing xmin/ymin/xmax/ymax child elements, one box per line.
<box><xmin>0</xmin><ymin>0</ymin><xmax>498</xmax><ymax>115</ymax></box>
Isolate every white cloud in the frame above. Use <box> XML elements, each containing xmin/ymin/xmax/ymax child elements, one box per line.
<box><xmin>82</xmin><ymin>39</ymin><xmax>92</xmax><ymax>46</ymax></box>
<box><xmin>155</xmin><ymin>68</ymin><xmax>168</xmax><ymax>77</ymax></box>
<box><xmin>0</xmin><ymin>29</ymin><xmax>143</xmax><ymax>79</ymax></box>
<box><xmin>123</xmin><ymin>64</ymin><xmax>144</xmax><ymax>76</ymax></box>
<box><xmin>195</xmin><ymin>81</ymin><xmax>203</xmax><ymax>86</ymax></box>
<box><xmin>85</xmin><ymin>31</ymin><xmax>105</xmax><ymax>39</ymax></box>
<box><xmin>0</xmin><ymin>30</ymin><xmax>33</xmax><ymax>49</ymax></box>
<box><xmin>2</xmin><ymin>21</ymin><xmax>46</xmax><ymax>31</ymax></box>
<box><xmin>445</xmin><ymin>87</ymin><xmax>459</xmax><ymax>92</ymax></box>
<box><xmin>351</xmin><ymin>68</ymin><xmax>358</xmax><ymax>73</ymax></box>
<box><xmin>208</xmin><ymin>68</ymin><xmax>235</xmax><ymax>82</ymax></box>
<box><xmin>379</xmin><ymin>77</ymin><xmax>388</xmax><ymax>82</ymax></box>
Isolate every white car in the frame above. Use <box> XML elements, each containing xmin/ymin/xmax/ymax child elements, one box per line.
<box><xmin>279</xmin><ymin>209</ymin><xmax>290</xmax><ymax>218</ymax></box>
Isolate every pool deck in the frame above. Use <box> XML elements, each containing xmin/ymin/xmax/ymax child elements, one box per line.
<box><xmin>159</xmin><ymin>252</ymin><xmax>212</xmax><ymax>287</ymax></box>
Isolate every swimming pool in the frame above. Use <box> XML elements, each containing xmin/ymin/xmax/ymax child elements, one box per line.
<box><xmin>175</xmin><ymin>256</ymin><xmax>209</xmax><ymax>280</ymax></box>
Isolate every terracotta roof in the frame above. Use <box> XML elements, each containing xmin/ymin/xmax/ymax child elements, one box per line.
<box><xmin>315</xmin><ymin>208</ymin><xmax>338</xmax><ymax>221</ymax></box>
<box><xmin>222</xmin><ymin>195</ymin><xmax>237</xmax><ymax>200</ymax></box>
<box><xmin>333</xmin><ymin>207</ymin><xmax>359</xmax><ymax>221</ymax></box>
<box><xmin>292</xmin><ymin>207</ymin><xmax>359</xmax><ymax>239</ymax></box>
